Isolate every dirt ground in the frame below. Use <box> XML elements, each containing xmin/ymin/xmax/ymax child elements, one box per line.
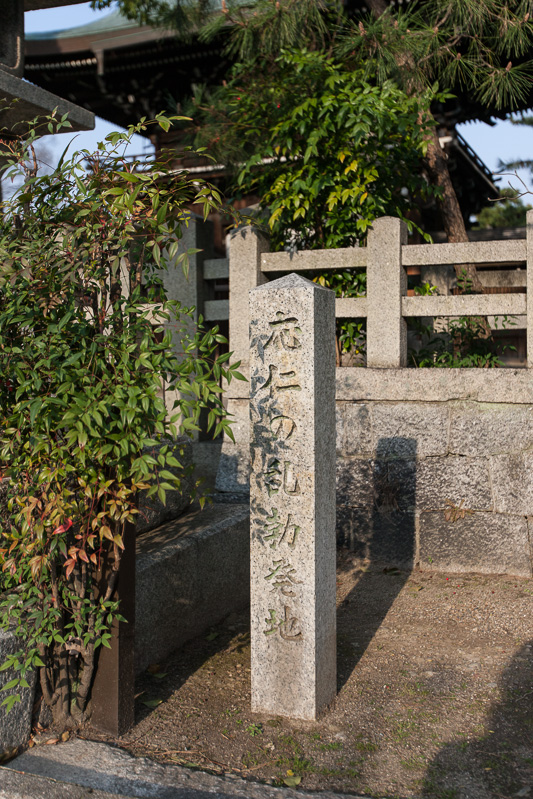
<box><xmin>84</xmin><ymin>552</ymin><xmax>533</xmax><ymax>799</ymax></box>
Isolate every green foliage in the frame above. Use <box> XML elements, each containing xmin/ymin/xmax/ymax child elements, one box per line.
<box><xmin>410</xmin><ymin>317</ymin><xmax>507</xmax><ymax>368</ymax></box>
<box><xmin>196</xmin><ymin>50</ymin><xmax>438</xmax><ymax>251</ymax></box>
<box><xmin>340</xmin><ymin>0</ymin><xmax>533</xmax><ymax>112</ymax></box>
<box><xmin>408</xmin><ymin>275</ymin><xmax>517</xmax><ymax>368</ymax></box>
<box><xmin>474</xmin><ymin>189</ymin><xmax>532</xmax><ymax>229</ymax></box>
<box><xmin>0</xmin><ymin>111</ymin><xmax>243</xmax><ymax>727</ymax></box>
<box><xmin>193</xmin><ymin>49</ymin><xmax>438</xmax><ymax>358</ymax></box>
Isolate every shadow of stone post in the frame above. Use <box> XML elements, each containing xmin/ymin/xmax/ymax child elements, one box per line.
<box><xmin>337</xmin><ymin>436</ymin><xmax>417</xmax><ymax>690</ymax></box>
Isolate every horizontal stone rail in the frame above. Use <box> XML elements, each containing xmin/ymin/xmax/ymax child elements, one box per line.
<box><xmin>203</xmin><ymin>299</ymin><xmax>229</xmax><ymax>321</ymax></box>
<box><xmin>261</xmin><ymin>247</ymin><xmax>367</xmax><ymax>272</ymax></box>
<box><xmin>203</xmin><ymin>257</ymin><xmax>229</xmax><ymax>280</ymax></box>
<box><xmin>402</xmin><ymin>293</ymin><xmax>526</xmax><ymax>317</ymax></box>
<box><xmin>401</xmin><ymin>239</ymin><xmax>527</xmax><ymax>266</ymax></box>
<box><xmin>260</xmin><ymin>235</ymin><xmax>528</xmax><ymax>273</ymax></box>
<box><xmin>335</xmin><ymin>298</ymin><xmax>368</xmax><ymax>317</ymax></box>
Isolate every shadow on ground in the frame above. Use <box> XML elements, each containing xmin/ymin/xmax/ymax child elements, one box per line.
<box><xmin>422</xmin><ymin>641</ymin><xmax>533</xmax><ymax>799</ymax></box>
<box><xmin>337</xmin><ymin>436</ymin><xmax>417</xmax><ymax>690</ymax></box>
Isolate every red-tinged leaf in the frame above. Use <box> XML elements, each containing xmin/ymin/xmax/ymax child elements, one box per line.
<box><xmin>89</xmin><ymin>553</ymin><xmax>98</xmax><ymax>565</ymax></box>
<box><xmin>78</xmin><ymin>549</ymin><xmax>89</xmax><ymax>564</ymax></box>
<box><xmin>52</xmin><ymin>519</ymin><xmax>73</xmax><ymax>535</ymax></box>
<box><xmin>64</xmin><ymin>559</ymin><xmax>76</xmax><ymax>579</ymax></box>
<box><xmin>100</xmin><ymin>525</ymin><xmax>113</xmax><ymax>542</ymax></box>
<box><xmin>29</xmin><ymin>555</ymin><xmax>45</xmax><ymax>580</ymax></box>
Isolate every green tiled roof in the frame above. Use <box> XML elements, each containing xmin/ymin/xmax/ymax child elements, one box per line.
<box><xmin>25</xmin><ymin>9</ymin><xmax>140</xmax><ymax>41</ymax></box>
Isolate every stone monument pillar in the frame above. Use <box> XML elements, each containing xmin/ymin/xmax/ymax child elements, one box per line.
<box><xmin>249</xmin><ymin>273</ymin><xmax>336</xmax><ymax>720</ymax></box>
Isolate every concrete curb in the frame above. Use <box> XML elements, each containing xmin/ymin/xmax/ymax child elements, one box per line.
<box><xmin>6</xmin><ymin>739</ymin><xmax>369</xmax><ymax>799</ymax></box>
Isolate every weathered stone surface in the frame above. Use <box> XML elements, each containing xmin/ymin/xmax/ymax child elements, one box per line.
<box><xmin>336</xmin><ymin>507</ymin><xmax>416</xmax><ymax>567</ymax></box>
<box><xmin>340</xmin><ymin>403</ymin><xmax>373</xmax><ymax>455</ymax></box>
<box><xmin>336</xmin><ymin>459</ymin><xmax>373</xmax><ymax>509</ymax></box>
<box><xmin>135</xmin><ymin>438</ymin><xmax>194</xmax><ymax>535</ymax></box>
<box><xmin>371</xmin><ymin>404</ymin><xmax>448</xmax><ymax>458</ymax></box>
<box><xmin>403</xmin><ymin>293</ymin><xmax>526</xmax><ymax>318</ymax></box>
<box><xmin>215</xmin><ymin>398</ymin><xmax>250</xmax><ymax>495</ymax></box>
<box><xmin>490</xmin><ymin>452</ymin><xmax>533</xmax><ymax>515</ymax></box>
<box><xmin>135</xmin><ymin>503</ymin><xmax>249</xmax><ymax>673</ymax></box>
<box><xmin>449</xmin><ymin>403</ymin><xmax>533</xmax><ymax>457</ymax></box>
<box><xmin>402</xmin><ymin>238</ymin><xmax>527</xmax><ymax>266</ymax></box>
<box><xmin>337</xmin><ymin>368</ymin><xmax>533</xmax><ymax>404</ymax></box>
<box><xmin>228</xmin><ymin>226</ymin><xmax>270</xmax><ymax>400</ymax></box>
<box><xmin>366</xmin><ymin>217</ymin><xmax>407</xmax><ymax>367</ymax></box>
<box><xmin>335</xmin><ymin>404</ymin><xmax>344</xmax><ymax>455</ymax></box>
<box><xmin>249</xmin><ymin>273</ymin><xmax>336</xmax><ymax>720</ymax></box>
<box><xmin>0</xmin><ymin>629</ymin><xmax>36</xmax><ymax>755</ymax></box>
<box><xmin>419</xmin><ymin>511</ymin><xmax>531</xmax><ymax>576</ymax></box>
<box><xmin>213</xmin><ymin>228</ymin><xmax>269</xmax><ymax>493</ymax></box>
<box><xmin>336</xmin><ymin>458</ymin><xmax>417</xmax><ymax>512</ymax></box>
<box><xmin>261</xmin><ymin>245</ymin><xmax>367</xmax><ymax>273</ymax></box>
<box><xmin>416</xmin><ymin>456</ymin><xmax>493</xmax><ymax>511</ymax></box>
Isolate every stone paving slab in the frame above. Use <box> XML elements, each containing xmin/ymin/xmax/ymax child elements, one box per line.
<box><xmin>6</xmin><ymin>739</ymin><xmax>368</xmax><ymax>799</ymax></box>
<box><xmin>0</xmin><ymin>766</ymin><xmax>135</xmax><ymax>799</ymax></box>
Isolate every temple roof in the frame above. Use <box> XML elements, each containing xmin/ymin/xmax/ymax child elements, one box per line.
<box><xmin>24</xmin><ymin>9</ymin><xmax>227</xmax><ymax>131</ymax></box>
<box><xmin>25</xmin><ymin>9</ymin><xmax>140</xmax><ymax>40</ymax></box>
<box><xmin>25</xmin><ymin>0</ymin><xmax>87</xmax><ymax>9</ymax></box>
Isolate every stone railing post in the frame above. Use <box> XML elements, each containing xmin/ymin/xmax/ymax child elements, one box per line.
<box><xmin>366</xmin><ymin>216</ymin><xmax>408</xmax><ymax>367</ymax></box>
<box><xmin>527</xmin><ymin>209</ymin><xmax>533</xmax><ymax>368</ymax></box>
<box><xmin>249</xmin><ymin>273</ymin><xmax>336</xmax><ymax>720</ymax></box>
<box><xmin>216</xmin><ymin>226</ymin><xmax>270</xmax><ymax>494</ymax></box>
<box><xmin>161</xmin><ymin>214</ymin><xmax>212</xmax><ymax>347</ymax></box>
<box><xmin>161</xmin><ymin>215</ymin><xmax>213</xmax><ymax>423</ymax></box>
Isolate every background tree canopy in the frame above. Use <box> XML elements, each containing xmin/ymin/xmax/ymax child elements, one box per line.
<box><xmin>193</xmin><ymin>49</ymin><xmax>439</xmax><ymax>251</ymax></box>
<box><xmin>93</xmin><ymin>0</ymin><xmax>533</xmax><ymax>255</ymax></box>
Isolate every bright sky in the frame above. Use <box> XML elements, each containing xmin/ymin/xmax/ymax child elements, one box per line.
<box><xmin>18</xmin><ymin>2</ymin><xmax>533</xmax><ymax>202</ymax></box>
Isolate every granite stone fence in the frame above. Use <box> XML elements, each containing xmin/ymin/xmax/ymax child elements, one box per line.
<box><xmin>186</xmin><ymin>213</ymin><xmax>532</xmax><ymax>579</ymax></box>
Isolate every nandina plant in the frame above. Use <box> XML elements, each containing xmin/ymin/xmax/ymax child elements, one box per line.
<box><xmin>0</xmin><ymin>112</ymin><xmax>243</xmax><ymax>729</ymax></box>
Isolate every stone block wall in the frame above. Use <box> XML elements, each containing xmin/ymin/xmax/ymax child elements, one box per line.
<box><xmin>335</xmin><ymin>370</ymin><xmax>533</xmax><ymax>577</ymax></box>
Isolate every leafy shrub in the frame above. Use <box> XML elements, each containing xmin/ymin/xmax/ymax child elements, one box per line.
<box><xmin>0</xmin><ymin>112</ymin><xmax>242</xmax><ymax>728</ymax></box>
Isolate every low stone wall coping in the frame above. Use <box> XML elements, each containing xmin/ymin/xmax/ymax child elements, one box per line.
<box><xmin>336</xmin><ymin>368</ymin><xmax>533</xmax><ymax>404</ymax></box>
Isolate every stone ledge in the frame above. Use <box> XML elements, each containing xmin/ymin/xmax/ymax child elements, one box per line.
<box><xmin>336</xmin><ymin>368</ymin><xmax>533</xmax><ymax>404</ymax></box>
<box><xmin>135</xmin><ymin>503</ymin><xmax>250</xmax><ymax>673</ymax></box>
<box><xmin>0</xmin><ymin>72</ymin><xmax>94</xmax><ymax>133</ymax></box>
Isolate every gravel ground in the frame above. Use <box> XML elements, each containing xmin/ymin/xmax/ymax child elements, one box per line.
<box><xmin>80</xmin><ymin>552</ymin><xmax>533</xmax><ymax>799</ymax></box>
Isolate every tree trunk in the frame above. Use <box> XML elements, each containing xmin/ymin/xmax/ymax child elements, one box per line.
<box><xmin>362</xmin><ymin>0</ymin><xmax>481</xmax><ymax>264</ymax></box>
<box><xmin>424</xmin><ymin>128</ymin><xmax>485</xmax><ymax>292</ymax></box>
<box><xmin>362</xmin><ymin>0</ymin><xmax>490</xmax><ymax>350</ymax></box>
